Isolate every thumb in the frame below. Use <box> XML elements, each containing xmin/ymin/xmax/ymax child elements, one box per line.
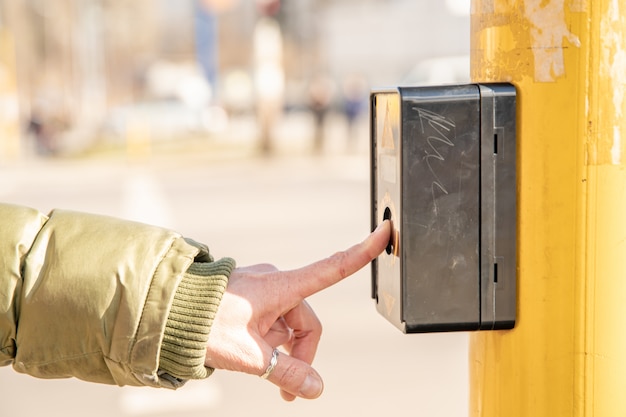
<box><xmin>264</xmin><ymin>350</ymin><xmax>324</xmax><ymax>400</ymax></box>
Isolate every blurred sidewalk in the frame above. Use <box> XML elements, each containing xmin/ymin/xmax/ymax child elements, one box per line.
<box><xmin>0</xmin><ymin>111</ymin><xmax>469</xmax><ymax>417</ymax></box>
<box><xmin>90</xmin><ymin>109</ymin><xmax>370</xmax><ymax>163</ymax></box>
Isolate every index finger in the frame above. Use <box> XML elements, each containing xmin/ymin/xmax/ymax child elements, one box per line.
<box><xmin>284</xmin><ymin>220</ymin><xmax>391</xmax><ymax>300</ymax></box>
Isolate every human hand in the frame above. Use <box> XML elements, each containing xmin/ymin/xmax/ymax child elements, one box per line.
<box><xmin>204</xmin><ymin>220</ymin><xmax>391</xmax><ymax>401</ymax></box>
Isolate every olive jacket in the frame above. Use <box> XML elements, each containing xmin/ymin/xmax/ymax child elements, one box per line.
<box><xmin>0</xmin><ymin>203</ymin><xmax>234</xmax><ymax>389</ymax></box>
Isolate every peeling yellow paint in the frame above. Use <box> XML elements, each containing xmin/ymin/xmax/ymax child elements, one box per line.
<box><xmin>569</xmin><ymin>0</ymin><xmax>588</xmax><ymax>13</ymax></box>
<box><xmin>611</xmin><ymin>126</ymin><xmax>621</xmax><ymax>165</ymax></box>
<box><xmin>524</xmin><ymin>0</ymin><xmax>581</xmax><ymax>82</ymax></box>
<box><xmin>470</xmin><ymin>0</ymin><xmax>581</xmax><ymax>83</ymax></box>
<box><xmin>600</xmin><ymin>0</ymin><xmax>626</xmax><ymax>165</ymax></box>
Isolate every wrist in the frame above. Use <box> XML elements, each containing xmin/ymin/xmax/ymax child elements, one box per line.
<box><xmin>158</xmin><ymin>257</ymin><xmax>235</xmax><ymax>382</ymax></box>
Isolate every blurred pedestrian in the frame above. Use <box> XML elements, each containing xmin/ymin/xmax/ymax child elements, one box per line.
<box><xmin>27</xmin><ymin>111</ymin><xmax>60</xmax><ymax>155</ymax></box>
<box><xmin>341</xmin><ymin>74</ymin><xmax>367</xmax><ymax>151</ymax></box>
<box><xmin>308</xmin><ymin>74</ymin><xmax>335</xmax><ymax>154</ymax></box>
<box><xmin>253</xmin><ymin>0</ymin><xmax>285</xmax><ymax>155</ymax></box>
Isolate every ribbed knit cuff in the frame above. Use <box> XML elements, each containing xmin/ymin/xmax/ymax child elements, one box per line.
<box><xmin>158</xmin><ymin>257</ymin><xmax>235</xmax><ymax>382</ymax></box>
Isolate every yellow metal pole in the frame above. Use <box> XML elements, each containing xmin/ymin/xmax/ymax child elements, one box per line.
<box><xmin>469</xmin><ymin>1</ymin><xmax>626</xmax><ymax>416</ymax></box>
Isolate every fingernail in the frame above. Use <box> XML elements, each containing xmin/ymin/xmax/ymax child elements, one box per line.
<box><xmin>375</xmin><ymin>220</ymin><xmax>389</xmax><ymax>231</ymax></box>
<box><xmin>300</xmin><ymin>374</ymin><xmax>323</xmax><ymax>398</ymax></box>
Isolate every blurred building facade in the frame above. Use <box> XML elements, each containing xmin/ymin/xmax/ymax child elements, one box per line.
<box><xmin>0</xmin><ymin>0</ymin><xmax>469</xmax><ymax>157</ymax></box>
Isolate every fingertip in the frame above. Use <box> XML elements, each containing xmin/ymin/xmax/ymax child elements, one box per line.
<box><xmin>374</xmin><ymin>219</ymin><xmax>391</xmax><ymax>234</ymax></box>
<box><xmin>281</xmin><ymin>389</ymin><xmax>296</xmax><ymax>402</ymax></box>
<box><xmin>268</xmin><ymin>352</ymin><xmax>324</xmax><ymax>401</ymax></box>
<box><xmin>369</xmin><ymin>219</ymin><xmax>392</xmax><ymax>253</ymax></box>
<box><xmin>299</xmin><ymin>373</ymin><xmax>324</xmax><ymax>399</ymax></box>
<box><xmin>278</xmin><ymin>373</ymin><xmax>323</xmax><ymax>401</ymax></box>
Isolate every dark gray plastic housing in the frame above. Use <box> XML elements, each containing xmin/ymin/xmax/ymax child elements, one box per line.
<box><xmin>370</xmin><ymin>83</ymin><xmax>516</xmax><ymax>333</ymax></box>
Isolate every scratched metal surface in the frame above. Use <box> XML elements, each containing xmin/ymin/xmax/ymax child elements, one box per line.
<box><xmin>401</xmin><ymin>86</ymin><xmax>481</xmax><ymax>331</ymax></box>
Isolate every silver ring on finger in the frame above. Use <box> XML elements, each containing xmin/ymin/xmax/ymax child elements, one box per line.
<box><xmin>260</xmin><ymin>348</ymin><xmax>279</xmax><ymax>380</ymax></box>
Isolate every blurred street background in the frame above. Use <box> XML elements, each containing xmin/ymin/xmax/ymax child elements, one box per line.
<box><xmin>0</xmin><ymin>0</ymin><xmax>471</xmax><ymax>416</ymax></box>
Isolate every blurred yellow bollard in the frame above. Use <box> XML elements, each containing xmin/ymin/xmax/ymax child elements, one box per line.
<box><xmin>0</xmin><ymin>29</ymin><xmax>20</xmax><ymax>163</ymax></box>
<box><xmin>470</xmin><ymin>1</ymin><xmax>626</xmax><ymax>416</ymax></box>
<box><xmin>125</xmin><ymin>116</ymin><xmax>152</xmax><ymax>163</ymax></box>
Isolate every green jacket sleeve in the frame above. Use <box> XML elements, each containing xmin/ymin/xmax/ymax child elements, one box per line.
<box><xmin>0</xmin><ymin>203</ymin><xmax>234</xmax><ymax>389</ymax></box>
